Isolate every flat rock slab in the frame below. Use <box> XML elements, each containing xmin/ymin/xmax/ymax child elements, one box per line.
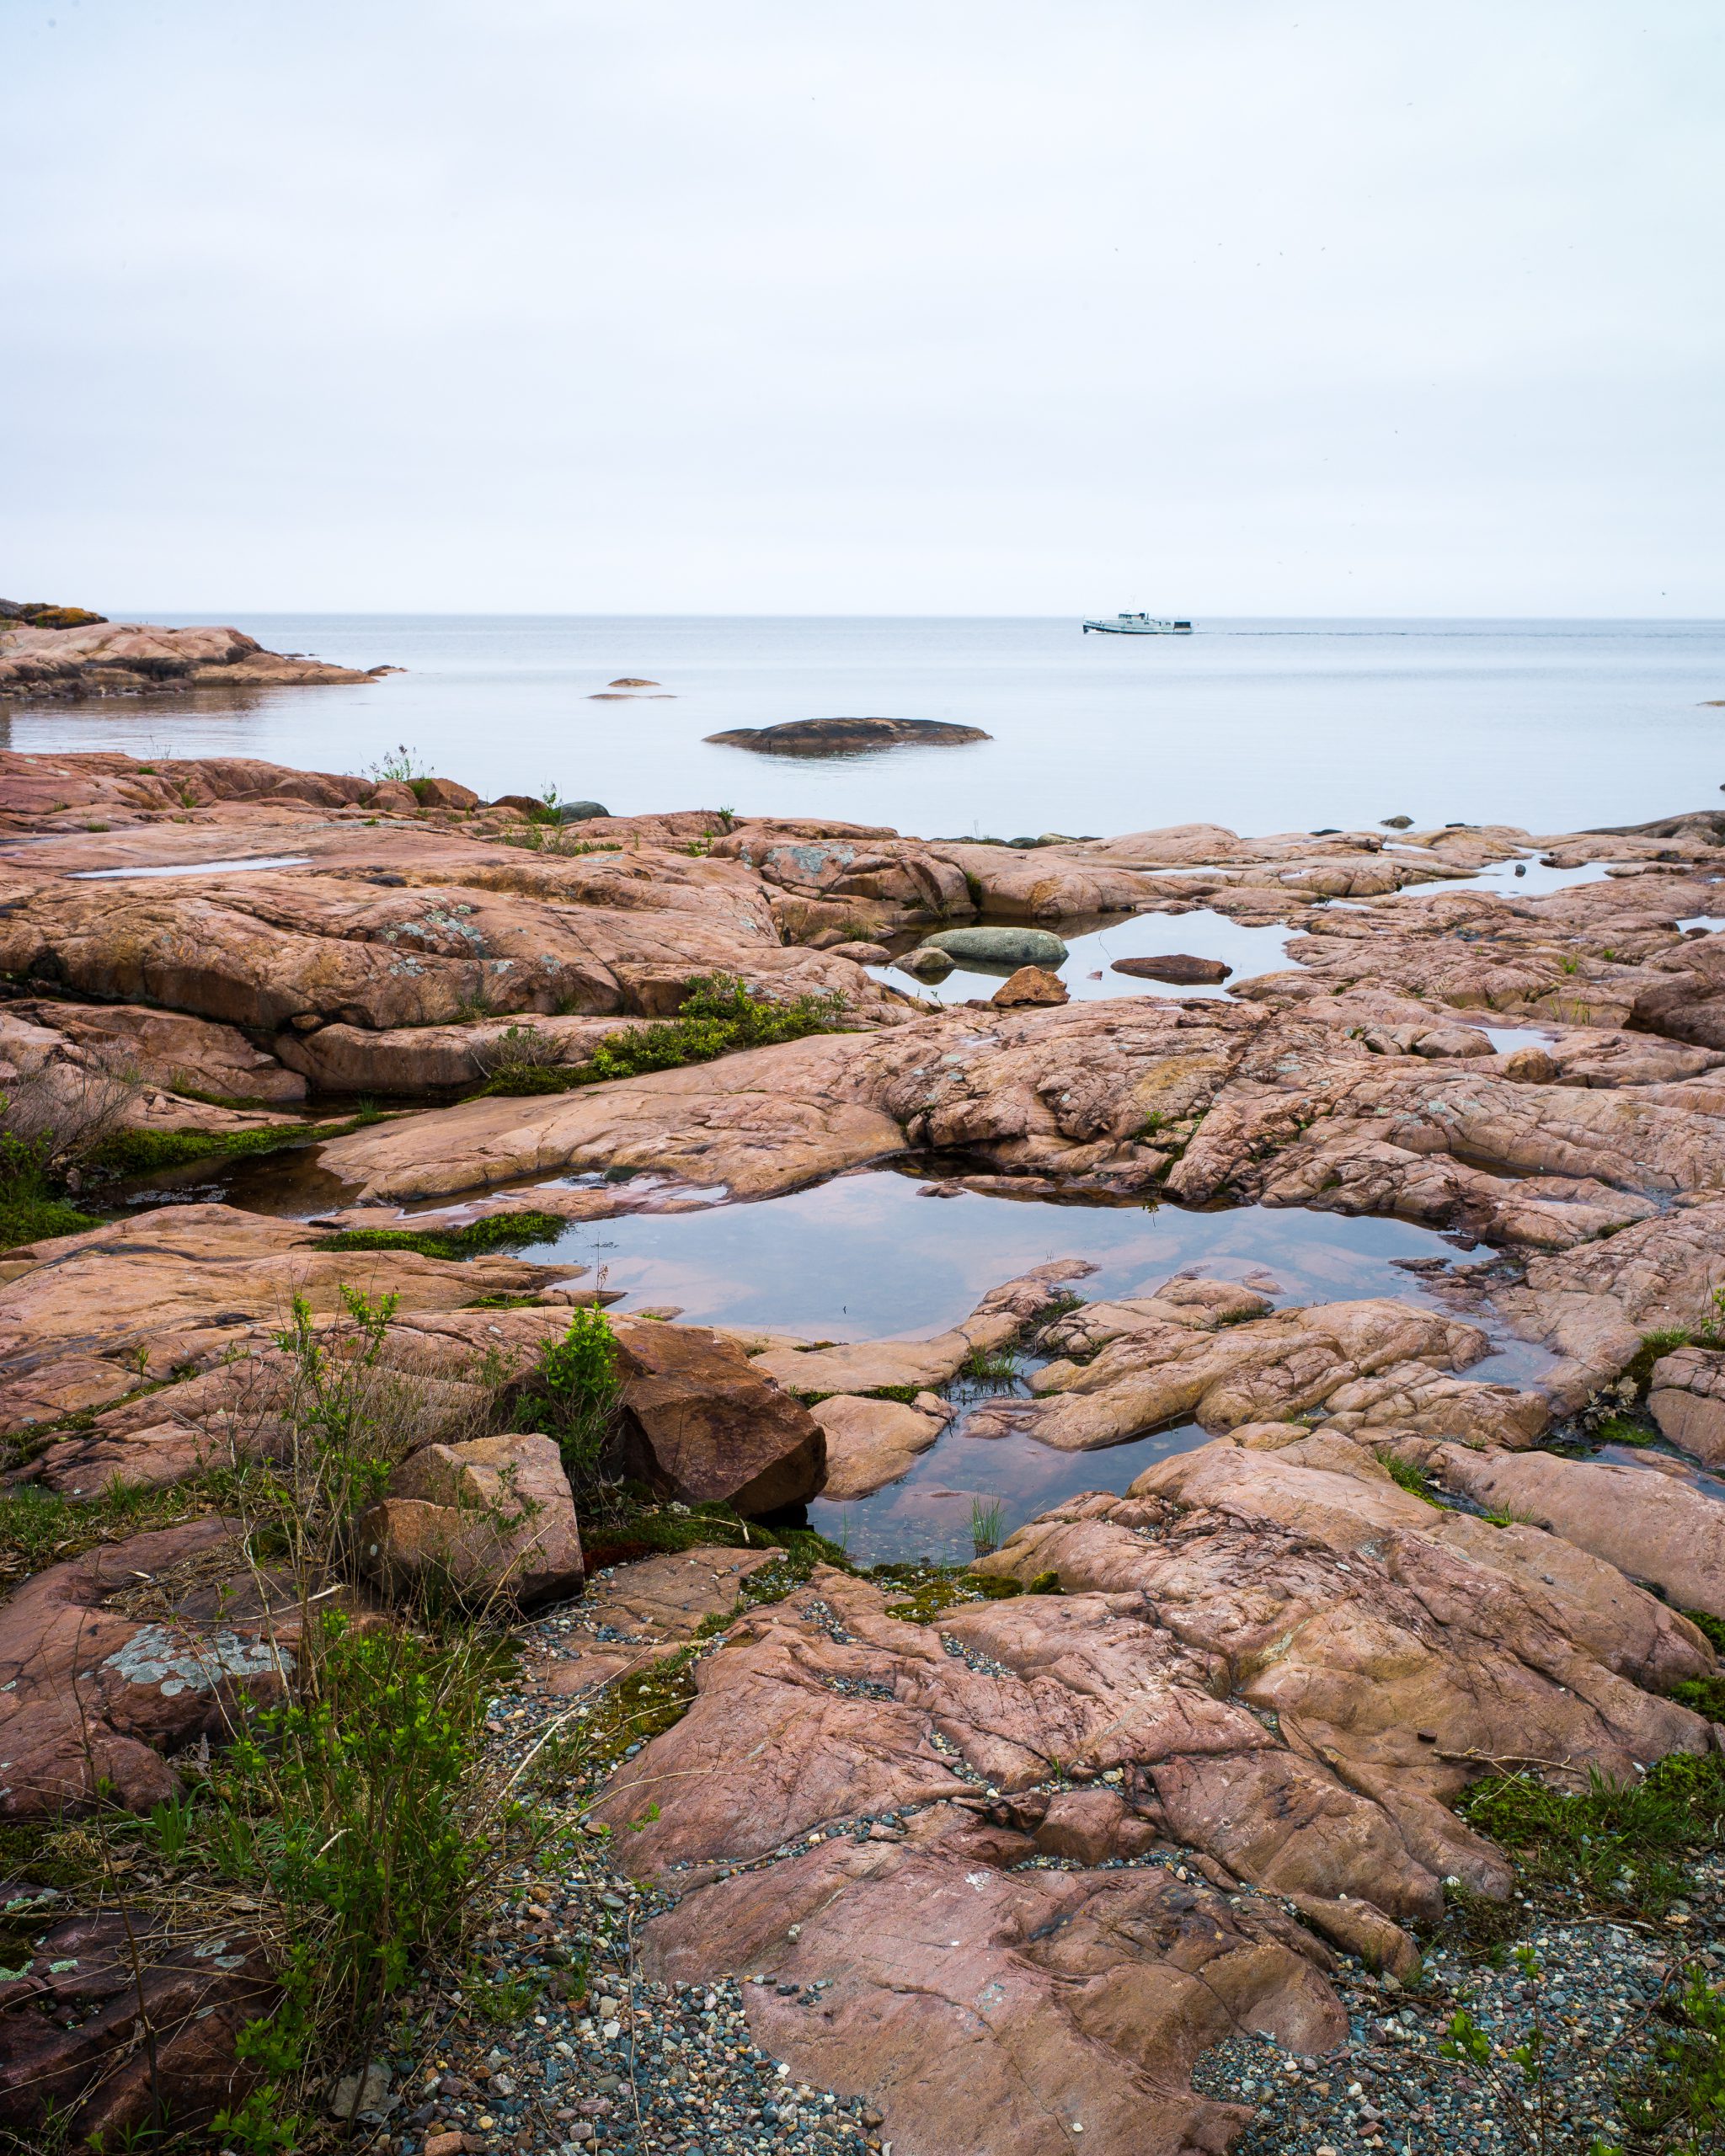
<box><xmin>0</xmin><ymin>1896</ymin><xmax>276</xmax><ymax>2142</ymax></box>
<box><xmin>640</xmin><ymin>1812</ymin><xmax>1343</xmax><ymax>2156</ymax></box>
<box><xmin>809</xmin><ymin>1393</ymin><xmax>948</xmax><ymax>1499</ymax></box>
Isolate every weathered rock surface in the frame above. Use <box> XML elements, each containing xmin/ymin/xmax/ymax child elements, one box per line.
<box><xmin>704</xmin><ymin>718</ymin><xmax>991</xmax><ymax>755</ymax></box>
<box><xmin>611</xmin><ymin>1321</ymin><xmax>826</xmax><ymax>1514</ymax></box>
<box><xmin>1650</xmin><ymin>1345</ymin><xmax>1725</xmax><ymax>1465</ymax></box>
<box><xmin>1416</xmin><ymin>1440</ymin><xmax>1725</xmax><ymax>1620</ymax></box>
<box><xmin>358</xmin><ymin>1431</ymin><xmax>584</xmax><ymax>1605</ymax></box>
<box><xmin>990</xmin><ymin>963</ymin><xmax>1068</xmax><ymax>1006</ymax></box>
<box><xmin>809</xmin><ymin>1392</ymin><xmax>948</xmax><ymax>1500</ymax></box>
<box><xmin>530</xmin><ymin>1546</ymin><xmax>785</xmax><ymax>1698</ymax></box>
<box><xmin>0</xmin><ymin>1203</ymin><xmax>579</xmax><ymax>1434</ymax></box>
<box><xmin>0</xmin><ymin>621</ymin><xmax>385</xmax><ymax>697</ymax></box>
<box><xmin>0</xmin><ymin>1518</ymin><xmax>304</xmax><ymax>1819</ymax></box>
<box><xmin>983</xmin><ymin>1293</ymin><xmax>1502</xmax><ymax>1452</ymax></box>
<box><xmin>7</xmin><ymin>996</ymin><xmax>307</xmax><ymax>1105</ymax></box>
<box><xmin>640</xmin><ymin>1809</ymin><xmax>1343</xmax><ymax>2156</ymax></box>
<box><xmin>0</xmin><ymin>1891</ymin><xmax>276</xmax><ymax>2142</ymax></box>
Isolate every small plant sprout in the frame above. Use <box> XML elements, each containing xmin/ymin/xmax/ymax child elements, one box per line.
<box><xmin>970</xmin><ymin>1496</ymin><xmax>1006</xmax><ymax>1558</ymax></box>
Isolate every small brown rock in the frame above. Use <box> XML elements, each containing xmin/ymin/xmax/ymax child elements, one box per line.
<box><xmin>1110</xmin><ymin>953</ymin><xmax>1231</xmax><ymax>985</ymax></box>
<box><xmin>991</xmin><ymin>964</ymin><xmax>1068</xmax><ymax>1007</ymax></box>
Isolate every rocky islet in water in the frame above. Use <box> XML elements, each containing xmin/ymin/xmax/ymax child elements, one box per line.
<box><xmin>7</xmin><ymin>748</ymin><xmax>1725</xmax><ymax>2143</ymax></box>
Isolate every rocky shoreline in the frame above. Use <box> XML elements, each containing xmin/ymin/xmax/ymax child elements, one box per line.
<box><xmin>3</xmin><ymin>748</ymin><xmax>1725</xmax><ymax>2150</ymax></box>
<box><xmin>0</xmin><ymin>611</ymin><xmax>393</xmax><ymax>697</ymax></box>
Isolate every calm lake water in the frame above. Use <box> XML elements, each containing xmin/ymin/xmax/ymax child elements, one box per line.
<box><xmin>5</xmin><ymin>614</ymin><xmax>1722</xmax><ymax>839</ymax></box>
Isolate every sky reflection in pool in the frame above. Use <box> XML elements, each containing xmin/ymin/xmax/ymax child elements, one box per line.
<box><xmin>525</xmin><ymin>1167</ymin><xmax>1533</xmax><ymax>1564</ymax></box>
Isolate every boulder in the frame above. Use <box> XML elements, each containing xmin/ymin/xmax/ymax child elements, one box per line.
<box><xmin>1649</xmin><ymin>1346</ymin><xmax>1725</xmax><ymax>1466</ymax></box>
<box><xmin>1110</xmin><ymin>953</ymin><xmax>1232</xmax><ymax>985</ymax></box>
<box><xmin>704</xmin><ymin>718</ymin><xmax>991</xmax><ymax>755</ymax></box>
<box><xmin>991</xmin><ymin>964</ymin><xmax>1069</xmax><ymax>1007</ymax></box>
<box><xmin>0</xmin><ymin>1897</ymin><xmax>276</xmax><ymax>2143</ymax></box>
<box><xmin>555</xmin><ymin>799</ymin><xmax>611</xmax><ymax>822</ymax></box>
<box><xmin>920</xmin><ymin>926</ymin><xmax>1069</xmax><ymax>968</ymax></box>
<box><xmin>358</xmin><ymin>1432</ymin><xmax>584</xmax><ymax>1606</ymax></box>
<box><xmin>414</xmin><ymin>776</ymin><xmax>479</xmax><ymax>811</ymax></box>
<box><xmin>611</xmin><ymin>1321</ymin><xmax>825</xmax><ymax>1514</ymax></box>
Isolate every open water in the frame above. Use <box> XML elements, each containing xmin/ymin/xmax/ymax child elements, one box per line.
<box><xmin>4</xmin><ymin>614</ymin><xmax>1722</xmax><ymax>840</ymax></box>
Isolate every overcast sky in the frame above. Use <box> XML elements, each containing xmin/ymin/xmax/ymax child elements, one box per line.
<box><xmin>5</xmin><ymin>0</ymin><xmax>1722</xmax><ymax>614</ymax></box>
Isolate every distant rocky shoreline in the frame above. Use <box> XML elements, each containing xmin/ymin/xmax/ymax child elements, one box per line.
<box><xmin>0</xmin><ymin>605</ymin><xmax>393</xmax><ymax>698</ymax></box>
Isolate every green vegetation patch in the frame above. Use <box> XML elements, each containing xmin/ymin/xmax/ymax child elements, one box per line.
<box><xmin>0</xmin><ymin>1472</ymin><xmax>240</xmax><ymax>1588</ymax></box>
<box><xmin>472</xmin><ymin>974</ymin><xmax>849</xmax><ymax>1099</ymax></box>
<box><xmin>314</xmin><ymin>1210</ymin><xmax>563</xmax><ymax>1262</ymax></box>
<box><xmin>1457</xmin><ymin>1752</ymin><xmax>1725</xmax><ymax>1920</ymax></box>
<box><xmin>1381</xmin><ymin>1452</ymin><xmax>1450</xmax><ymax>1508</ymax></box>
<box><xmin>90</xmin><ymin>1108</ymin><xmax>388</xmax><ymax>1178</ymax></box>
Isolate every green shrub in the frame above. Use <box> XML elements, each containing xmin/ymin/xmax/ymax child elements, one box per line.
<box><xmin>583</xmin><ymin>974</ymin><xmax>847</xmax><ymax>1081</ymax></box>
<box><xmin>512</xmin><ymin>1305</ymin><xmax>621</xmax><ymax>1494</ymax></box>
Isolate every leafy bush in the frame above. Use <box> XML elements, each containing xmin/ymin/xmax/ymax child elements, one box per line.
<box><xmin>512</xmin><ymin>1305</ymin><xmax>622</xmax><ymax>1494</ymax></box>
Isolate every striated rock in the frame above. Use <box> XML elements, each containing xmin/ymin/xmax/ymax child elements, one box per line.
<box><xmin>1111</xmin><ymin>953</ymin><xmax>1231</xmax><ymax>985</ymax></box>
<box><xmin>611</xmin><ymin>1322</ymin><xmax>825</xmax><ymax>1515</ymax></box>
<box><xmin>1649</xmin><ymin>1346</ymin><xmax>1725</xmax><ymax>1465</ymax></box>
<box><xmin>0</xmin><ymin>1894</ymin><xmax>276</xmax><ymax>2143</ymax></box>
<box><xmin>0</xmin><ymin>1518</ymin><xmax>304</xmax><ymax>1819</ymax></box>
<box><xmin>991</xmin><ymin>963</ymin><xmax>1068</xmax><ymax>1007</ymax></box>
<box><xmin>704</xmin><ymin>718</ymin><xmax>991</xmax><ymax>755</ymax></box>
<box><xmin>358</xmin><ymin>1431</ymin><xmax>584</xmax><ymax>1606</ymax></box>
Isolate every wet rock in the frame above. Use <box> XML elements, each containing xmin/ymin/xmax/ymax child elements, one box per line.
<box><xmin>703</xmin><ymin>718</ymin><xmax>991</xmax><ymax>755</ymax></box>
<box><xmin>990</xmin><ymin>963</ymin><xmax>1068</xmax><ymax>1006</ymax></box>
<box><xmin>358</xmin><ymin>1432</ymin><xmax>584</xmax><ymax>1606</ymax></box>
<box><xmin>611</xmin><ymin>1321</ymin><xmax>825</xmax><ymax>1514</ymax></box>
<box><xmin>920</xmin><ymin>926</ymin><xmax>1069</xmax><ymax>968</ymax></box>
<box><xmin>1649</xmin><ymin>1346</ymin><xmax>1725</xmax><ymax>1465</ymax></box>
<box><xmin>750</xmin><ymin>1262</ymin><xmax>1092</xmax><ymax>1400</ymax></box>
<box><xmin>0</xmin><ymin>1518</ymin><xmax>304</xmax><ymax>1819</ymax></box>
<box><xmin>0</xmin><ymin>1894</ymin><xmax>276</xmax><ymax>2142</ymax></box>
<box><xmin>1110</xmin><ymin>953</ymin><xmax>1232</xmax><ymax>985</ymax></box>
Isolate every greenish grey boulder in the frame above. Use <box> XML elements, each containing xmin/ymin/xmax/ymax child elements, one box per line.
<box><xmin>920</xmin><ymin>926</ymin><xmax>1069</xmax><ymax>968</ymax></box>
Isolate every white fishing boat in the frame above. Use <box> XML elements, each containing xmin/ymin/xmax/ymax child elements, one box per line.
<box><xmin>1081</xmin><ymin>612</ymin><xmax>1194</xmax><ymax>635</ymax></box>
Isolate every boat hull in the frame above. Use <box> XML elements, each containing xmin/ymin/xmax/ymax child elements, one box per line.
<box><xmin>1081</xmin><ymin>620</ymin><xmax>1193</xmax><ymax>635</ymax></box>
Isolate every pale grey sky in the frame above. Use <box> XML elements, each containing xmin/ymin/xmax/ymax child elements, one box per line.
<box><xmin>5</xmin><ymin>0</ymin><xmax>1721</xmax><ymax>613</ymax></box>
